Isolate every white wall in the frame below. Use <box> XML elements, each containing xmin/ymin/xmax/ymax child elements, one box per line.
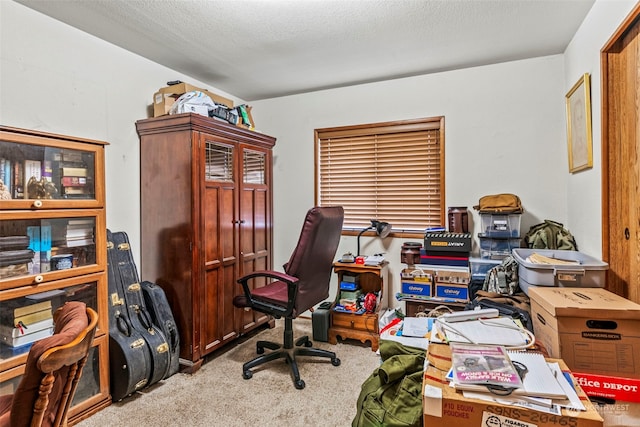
<box><xmin>0</xmin><ymin>1</ymin><xmax>243</xmax><ymax>270</ymax></box>
<box><xmin>252</xmin><ymin>55</ymin><xmax>570</xmax><ymax>303</ymax></box>
<box><xmin>563</xmin><ymin>0</ymin><xmax>637</xmax><ymax>258</ymax></box>
<box><xmin>1</xmin><ymin>0</ymin><xmax>636</xmax><ymax>308</ymax></box>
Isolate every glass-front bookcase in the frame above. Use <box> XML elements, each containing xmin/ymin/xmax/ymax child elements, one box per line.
<box><xmin>0</xmin><ymin>126</ymin><xmax>110</xmax><ymax>423</ymax></box>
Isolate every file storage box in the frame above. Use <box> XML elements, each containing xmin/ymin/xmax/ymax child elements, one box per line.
<box><xmin>512</xmin><ymin>248</ymin><xmax>608</xmax><ymax>295</ymax></box>
<box><xmin>529</xmin><ymin>287</ymin><xmax>640</xmax><ymax>379</ymax></box>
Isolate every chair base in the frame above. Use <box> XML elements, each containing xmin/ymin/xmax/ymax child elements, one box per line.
<box><xmin>241</xmin><ymin>318</ymin><xmax>341</xmax><ymax>389</ymax></box>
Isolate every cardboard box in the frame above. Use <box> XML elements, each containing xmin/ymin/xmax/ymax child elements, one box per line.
<box><xmin>423</xmin><ymin>357</ymin><xmax>604</xmax><ymax>427</ymax></box>
<box><xmin>529</xmin><ymin>287</ymin><xmax>640</xmax><ymax>379</ymax></box>
<box><xmin>434</xmin><ymin>282</ymin><xmax>469</xmax><ymax>302</ymax></box>
<box><xmin>153</xmin><ymin>82</ymin><xmax>234</xmax><ymax>117</ymax></box>
<box><xmin>424</xmin><ymin>232</ymin><xmax>472</xmax><ymax>252</ymax></box>
<box><xmin>401</xmin><ymin>281</ymin><xmax>432</xmax><ymax>297</ymax></box>
<box><xmin>159</xmin><ymin>82</ymin><xmax>234</xmax><ymax>107</ymax></box>
<box><xmin>573</xmin><ymin>372</ymin><xmax>640</xmax><ymax>403</ymax></box>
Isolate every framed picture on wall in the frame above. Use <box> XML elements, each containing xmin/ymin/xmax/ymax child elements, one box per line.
<box><xmin>565</xmin><ymin>73</ymin><xmax>593</xmax><ymax>173</ymax></box>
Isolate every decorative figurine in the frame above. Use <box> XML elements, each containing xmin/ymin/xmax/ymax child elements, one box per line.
<box><xmin>27</xmin><ymin>176</ymin><xmax>58</xmax><ymax>199</ymax></box>
<box><xmin>0</xmin><ymin>179</ymin><xmax>11</xmax><ymax>200</ymax></box>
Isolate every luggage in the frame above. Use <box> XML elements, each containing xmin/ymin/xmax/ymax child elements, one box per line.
<box><xmin>106</xmin><ymin>235</ymin><xmax>152</xmax><ymax>401</ymax></box>
<box><xmin>473</xmin><ymin>193</ymin><xmax>523</xmax><ymax>214</ymax></box>
<box><xmin>106</xmin><ymin>229</ymin><xmax>171</xmax><ymax>399</ymax></box>
<box><xmin>141</xmin><ymin>280</ymin><xmax>180</xmax><ymax>378</ymax></box>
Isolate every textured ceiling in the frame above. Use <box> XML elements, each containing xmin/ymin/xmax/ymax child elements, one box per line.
<box><xmin>16</xmin><ymin>0</ymin><xmax>595</xmax><ymax>101</ymax></box>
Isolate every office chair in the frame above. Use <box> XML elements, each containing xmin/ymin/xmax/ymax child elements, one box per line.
<box><xmin>0</xmin><ymin>302</ymin><xmax>98</xmax><ymax>427</ymax></box>
<box><xmin>233</xmin><ymin>206</ymin><xmax>344</xmax><ymax>389</ymax></box>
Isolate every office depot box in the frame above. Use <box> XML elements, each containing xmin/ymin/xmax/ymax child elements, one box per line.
<box><xmin>573</xmin><ymin>372</ymin><xmax>640</xmax><ymax>403</ymax></box>
<box><xmin>513</xmin><ymin>248</ymin><xmax>608</xmax><ymax>295</ymax></box>
<box><xmin>423</xmin><ymin>358</ymin><xmax>604</xmax><ymax>427</ymax></box>
<box><xmin>530</xmin><ymin>287</ymin><xmax>640</xmax><ymax>379</ymax></box>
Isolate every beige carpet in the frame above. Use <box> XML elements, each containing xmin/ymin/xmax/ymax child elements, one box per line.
<box><xmin>77</xmin><ymin>318</ymin><xmax>381</xmax><ymax>427</ymax></box>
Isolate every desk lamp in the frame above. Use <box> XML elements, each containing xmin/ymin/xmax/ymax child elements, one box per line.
<box><xmin>356</xmin><ymin>219</ymin><xmax>392</xmax><ymax>256</ymax></box>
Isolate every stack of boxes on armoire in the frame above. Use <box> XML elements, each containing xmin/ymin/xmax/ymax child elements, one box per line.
<box><xmin>397</xmin><ymin>207</ymin><xmax>473</xmax><ymax>305</ymax></box>
<box><xmin>152</xmin><ymin>81</ymin><xmax>255</xmax><ymax>129</ymax></box>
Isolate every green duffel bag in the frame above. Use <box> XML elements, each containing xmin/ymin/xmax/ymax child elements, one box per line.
<box><xmin>353</xmin><ymin>340</ymin><xmax>425</xmax><ymax>427</ymax></box>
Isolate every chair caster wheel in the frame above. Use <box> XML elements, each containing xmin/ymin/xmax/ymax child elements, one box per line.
<box><xmin>257</xmin><ymin>347</ymin><xmax>265</xmax><ymax>354</ymax></box>
<box><xmin>242</xmin><ymin>370</ymin><xmax>253</xmax><ymax>380</ymax></box>
<box><xmin>304</xmin><ymin>341</ymin><xmax>313</xmax><ymax>348</ymax></box>
<box><xmin>332</xmin><ymin>357</ymin><xmax>341</xmax><ymax>367</ymax></box>
<box><xmin>295</xmin><ymin>379</ymin><xmax>305</xmax><ymax>389</ymax></box>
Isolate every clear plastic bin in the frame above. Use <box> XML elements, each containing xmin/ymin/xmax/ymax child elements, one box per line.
<box><xmin>480</xmin><ymin>213</ymin><xmax>521</xmax><ymax>237</ymax></box>
<box><xmin>469</xmin><ymin>257</ymin><xmax>501</xmax><ymax>277</ymax></box>
<box><xmin>478</xmin><ymin>236</ymin><xmax>522</xmax><ymax>252</ymax></box>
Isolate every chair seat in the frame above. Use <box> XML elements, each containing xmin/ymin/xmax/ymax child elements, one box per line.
<box><xmin>233</xmin><ymin>280</ymin><xmax>289</xmax><ymax>309</ymax></box>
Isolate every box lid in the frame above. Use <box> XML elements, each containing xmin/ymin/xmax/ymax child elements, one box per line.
<box><xmin>529</xmin><ymin>287</ymin><xmax>640</xmax><ymax>319</ymax></box>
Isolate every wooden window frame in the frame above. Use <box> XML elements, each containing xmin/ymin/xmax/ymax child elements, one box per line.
<box><xmin>315</xmin><ymin>116</ymin><xmax>445</xmax><ymax>238</ymax></box>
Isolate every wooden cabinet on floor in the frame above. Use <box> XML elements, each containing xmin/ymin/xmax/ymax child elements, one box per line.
<box><xmin>136</xmin><ymin>113</ymin><xmax>276</xmax><ymax>372</ymax></box>
<box><xmin>0</xmin><ymin>126</ymin><xmax>110</xmax><ymax>424</ymax></box>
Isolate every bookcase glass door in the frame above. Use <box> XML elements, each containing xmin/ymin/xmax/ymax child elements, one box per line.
<box><xmin>0</xmin><ymin>343</ymin><xmax>102</xmax><ymax>410</ymax></box>
<box><xmin>0</xmin><ymin>140</ymin><xmax>96</xmax><ymax>201</ymax></box>
<box><xmin>0</xmin><ymin>280</ymin><xmax>99</xmax><ymax>365</ymax></box>
<box><xmin>0</xmin><ymin>216</ymin><xmax>97</xmax><ymax>285</ymax></box>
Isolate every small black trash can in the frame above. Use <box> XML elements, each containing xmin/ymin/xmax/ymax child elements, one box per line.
<box><xmin>312</xmin><ymin>301</ymin><xmax>332</xmax><ymax>342</ymax></box>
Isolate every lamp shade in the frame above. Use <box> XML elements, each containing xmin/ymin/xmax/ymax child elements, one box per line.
<box><xmin>356</xmin><ymin>219</ymin><xmax>392</xmax><ymax>256</ymax></box>
<box><xmin>372</xmin><ymin>220</ymin><xmax>392</xmax><ymax>238</ymax></box>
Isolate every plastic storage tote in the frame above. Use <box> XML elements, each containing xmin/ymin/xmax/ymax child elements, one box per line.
<box><xmin>512</xmin><ymin>248</ymin><xmax>608</xmax><ymax>295</ymax></box>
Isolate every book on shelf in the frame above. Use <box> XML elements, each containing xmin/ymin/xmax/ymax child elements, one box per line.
<box><xmin>61</xmin><ymin>167</ymin><xmax>88</xmax><ymax>177</ymax></box>
<box><xmin>61</xmin><ymin>176</ymin><xmax>87</xmax><ymax>186</ymax></box>
<box><xmin>0</xmin><ymin>317</ymin><xmax>54</xmax><ymax>339</ymax></box>
<box><xmin>1</xmin><ymin>309</ymin><xmax>53</xmax><ymax>330</ymax></box>
<box><xmin>42</xmin><ymin>160</ymin><xmax>53</xmax><ymax>181</ymax></box>
<box><xmin>450</xmin><ymin>343</ymin><xmax>524</xmax><ymax>389</ymax></box>
<box><xmin>0</xmin><ymin>158</ymin><xmax>11</xmax><ymax>193</ymax></box>
<box><xmin>24</xmin><ymin>159</ymin><xmax>42</xmax><ymax>184</ymax></box>
<box><xmin>0</xmin><ymin>325</ymin><xmax>54</xmax><ymax>348</ymax></box>
<box><xmin>63</xmin><ymin>186</ymin><xmax>90</xmax><ymax>195</ymax></box>
<box><xmin>13</xmin><ymin>161</ymin><xmax>23</xmax><ymax>199</ymax></box>
<box><xmin>2</xmin><ymin>299</ymin><xmax>52</xmax><ymax>320</ymax></box>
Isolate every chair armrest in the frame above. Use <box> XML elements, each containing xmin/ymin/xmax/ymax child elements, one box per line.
<box><xmin>237</xmin><ymin>270</ymin><xmax>300</xmax><ymax>318</ymax></box>
<box><xmin>237</xmin><ymin>270</ymin><xmax>298</xmax><ymax>285</ymax></box>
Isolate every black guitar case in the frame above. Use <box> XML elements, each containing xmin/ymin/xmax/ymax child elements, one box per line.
<box><xmin>107</xmin><ymin>230</ymin><xmax>170</xmax><ymax>388</ymax></box>
<box><xmin>141</xmin><ymin>280</ymin><xmax>180</xmax><ymax>378</ymax></box>
<box><xmin>106</xmin><ymin>233</ymin><xmax>152</xmax><ymax>401</ymax></box>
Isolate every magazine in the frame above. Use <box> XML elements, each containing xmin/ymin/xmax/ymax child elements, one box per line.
<box><xmin>450</xmin><ymin>343</ymin><xmax>523</xmax><ymax>389</ymax></box>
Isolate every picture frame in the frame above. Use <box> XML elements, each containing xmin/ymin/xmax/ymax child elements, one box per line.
<box><xmin>565</xmin><ymin>73</ymin><xmax>593</xmax><ymax>173</ymax></box>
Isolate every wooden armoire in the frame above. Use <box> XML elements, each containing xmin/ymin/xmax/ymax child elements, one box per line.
<box><xmin>136</xmin><ymin>113</ymin><xmax>276</xmax><ymax>372</ymax></box>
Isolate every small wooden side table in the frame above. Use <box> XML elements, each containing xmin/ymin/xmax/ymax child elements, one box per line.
<box><xmin>328</xmin><ymin>261</ymin><xmax>388</xmax><ymax>351</ymax></box>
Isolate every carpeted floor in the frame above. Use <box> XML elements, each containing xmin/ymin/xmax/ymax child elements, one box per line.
<box><xmin>76</xmin><ymin>318</ymin><xmax>381</xmax><ymax>427</ymax></box>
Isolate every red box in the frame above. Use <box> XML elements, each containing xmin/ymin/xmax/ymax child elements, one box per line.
<box><xmin>573</xmin><ymin>372</ymin><xmax>640</xmax><ymax>403</ymax></box>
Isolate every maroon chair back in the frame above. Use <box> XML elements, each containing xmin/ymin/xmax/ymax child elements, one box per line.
<box><xmin>283</xmin><ymin>206</ymin><xmax>344</xmax><ymax>316</ymax></box>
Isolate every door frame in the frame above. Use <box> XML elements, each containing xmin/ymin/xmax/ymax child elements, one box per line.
<box><xmin>600</xmin><ymin>2</ymin><xmax>640</xmax><ymax>299</ymax></box>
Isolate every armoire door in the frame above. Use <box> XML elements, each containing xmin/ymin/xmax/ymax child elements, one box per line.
<box><xmin>237</xmin><ymin>144</ymin><xmax>272</xmax><ymax>332</ymax></box>
<box><xmin>201</xmin><ymin>136</ymin><xmax>239</xmax><ymax>352</ymax></box>
<box><xmin>602</xmin><ymin>4</ymin><xmax>640</xmax><ymax>304</ymax></box>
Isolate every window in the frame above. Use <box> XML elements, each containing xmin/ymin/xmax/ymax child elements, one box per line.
<box><xmin>315</xmin><ymin>117</ymin><xmax>444</xmax><ymax>237</ymax></box>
